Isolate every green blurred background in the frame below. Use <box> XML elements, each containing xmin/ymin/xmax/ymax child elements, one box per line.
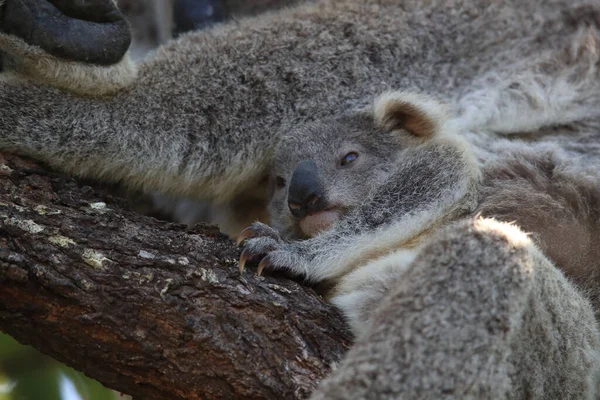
<box><xmin>0</xmin><ymin>333</ymin><xmax>123</xmax><ymax>400</ymax></box>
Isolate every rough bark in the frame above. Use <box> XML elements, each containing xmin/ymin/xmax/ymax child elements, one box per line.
<box><xmin>0</xmin><ymin>153</ymin><xmax>352</xmax><ymax>399</ymax></box>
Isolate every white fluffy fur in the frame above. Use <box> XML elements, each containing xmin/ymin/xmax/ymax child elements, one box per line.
<box><xmin>449</xmin><ymin>28</ymin><xmax>600</xmax><ymax>135</ymax></box>
<box><xmin>331</xmin><ymin>248</ymin><xmax>419</xmax><ymax>336</ymax></box>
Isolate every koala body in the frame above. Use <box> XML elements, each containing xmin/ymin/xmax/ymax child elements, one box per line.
<box><xmin>310</xmin><ymin>218</ymin><xmax>600</xmax><ymax>400</ymax></box>
<box><xmin>233</xmin><ymin>27</ymin><xmax>600</xmax><ymax>397</ymax></box>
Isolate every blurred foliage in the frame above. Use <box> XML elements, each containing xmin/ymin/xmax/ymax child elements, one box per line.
<box><xmin>0</xmin><ymin>333</ymin><xmax>120</xmax><ymax>400</ymax></box>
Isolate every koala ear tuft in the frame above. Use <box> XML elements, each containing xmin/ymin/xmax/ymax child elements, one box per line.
<box><xmin>374</xmin><ymin>91</ymin><xmax>447</xmax><ymax>139</ymax></box>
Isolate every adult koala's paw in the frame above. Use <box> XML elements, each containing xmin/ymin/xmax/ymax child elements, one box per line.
<box><xmin>0</xmin><ymin>0</ymin><xmax>131</xmax><ymax>65</ymax></box>
<box><xmin>237</xmin><ymin>222</ymin><xmax>309</xmax><ymax>278</ymax></box>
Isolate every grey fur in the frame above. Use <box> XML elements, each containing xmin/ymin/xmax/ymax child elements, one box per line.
<box><xmin>1</xmin><ymin>1</ymin><xmax>600</xmax><ymax>399</ymax></box>
<box><xmin>0</xmin><ymin>0</ymin><xmax>593</xmax><ymax>202</ymax></box>
<box><xmin>310</xmin><ymin>218</ymin><xmax>600</xmax><ymax>399</ymax></box>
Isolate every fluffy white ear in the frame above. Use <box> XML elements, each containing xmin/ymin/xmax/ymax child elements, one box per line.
<box><xmin>374</xmin><ymin>91</ymin><xmax>447</xmax><ymax>139</ymax></box>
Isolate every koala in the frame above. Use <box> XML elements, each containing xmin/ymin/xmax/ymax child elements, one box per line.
<box><xmin>1</xmin><ymin>0</ymin><xmax>600</xmax><ymax>398</ymax></box>
<box><xmin>237</xmin><ymin>91</ymin><xmax>480</xmax><ymax>336</ymax></box>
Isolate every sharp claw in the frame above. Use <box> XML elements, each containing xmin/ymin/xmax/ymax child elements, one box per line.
<box><xmin>236</xmin><ymin>227</ymin><xmax>256</xmax><ymax>245</ymax></box>
<box><xmin>238</xmin><ymin>248</ymin><xmax>253</xmax><ymax>274</ymax></box>
<box><xmin>257</xmin><ymin>257</ymin><xmax>272</xmax><ymax>276</ymax></box>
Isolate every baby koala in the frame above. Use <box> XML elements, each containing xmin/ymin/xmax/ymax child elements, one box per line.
<box><xmin>238</xmin><ymin>91</ymin><xmax>480</xmax><ymax>335</ymax></box>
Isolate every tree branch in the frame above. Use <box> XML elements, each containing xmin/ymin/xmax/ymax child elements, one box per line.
<box><xmin>0</xmin><ymin>153</ymin><xmax>352</xmax><ymax>399</ymax></box>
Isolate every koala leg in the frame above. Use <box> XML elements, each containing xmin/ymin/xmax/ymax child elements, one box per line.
<box><xmin>311</xmin><ymin>218</ymin><xmax>600</xmax><ymax>400</ymax></box>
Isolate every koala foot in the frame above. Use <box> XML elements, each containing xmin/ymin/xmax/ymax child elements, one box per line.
<box><xmin>237</xmin><ymin>222</ymin><xmax>308</xmax><ymax>278</ymax></box>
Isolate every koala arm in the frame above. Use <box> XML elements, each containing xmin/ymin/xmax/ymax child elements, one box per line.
<box><xmin>241</xmin><ymin>137</ymin><xmax>479</xmax><ymax>283</ymax></box>
<box><xmin>310</xmin><ymin>218</ymin><xmax>600</xmax><ymax>399</ymax></box>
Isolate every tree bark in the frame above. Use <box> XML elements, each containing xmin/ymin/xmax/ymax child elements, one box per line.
<box><xmin>0</xmin><ymin>153</ymin><xmax>352</xmax><ymax>399</ymax></box>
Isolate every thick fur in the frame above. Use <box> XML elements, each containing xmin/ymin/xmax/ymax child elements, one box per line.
<box><xmin>0</xmin><ymin>0</ymin><xmax>595</xmax><ymax>202</ymax></box>
<box><xmin>464</xmin><ymin>28</ymin><xmax>600</xmax><ymax>317</ymax></box>
<box><xmin>242</xmin><ymin>24</ymin><xmax>600</xmax><ymax>329</ymax></box>
<box><xmin>1</xmin><ymin>1</ymin><xmax>600</xmax><ymax>399</ymax></box>
<box><xmin>239</xmin><ymin>21</ymin><xmax>600</xmax><ymax>399</ymax></box>
<box><xmin>241</xmin><ymin>94</ymin><xmax>479</xmax><ymax>293</ymax></box>
<box><xmin>449</xmin><ymin>27</ymin><xmax>600</xmax><ymax>135</ymax></box>
<box><xmin>311</xmin><ymin>219</ymin><xmax>600</xmax><ymax>399</ymax></box>
<box><xmin>477</xmin><ymin>141</ymin><xmax>600</xmax><ymax>317</ymax></box>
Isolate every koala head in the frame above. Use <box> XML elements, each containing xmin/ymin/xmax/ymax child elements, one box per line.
<box><xmin>268</xmin><ymin>91</ymin><xmax>449</xmax><ymax>239</ymax></box>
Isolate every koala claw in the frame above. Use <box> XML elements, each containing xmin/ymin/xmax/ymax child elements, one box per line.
<box><xmin>257</xmin><ymin>256</ymin><xmax>273</xmax><ymax>276</ymax></box>
<box><xmin>236</xmin><ymin>226</ymin><xmax>257</xmax><ymax>245</ymax></box>
<box><xmin>238</xmin><ymin>248</ymin><xmax>254</xmax><ymax>274</ymax></box>
<box><xmin>238</xmin><ymin>246</ymin><xmax>276</xmax><ymax>276</ymax></box>
<box><xmin>238</xmin><ymin>223</ymin><xmax>283</xmax><ymax>274</ymax></box>
<box><xmin>237</xmin><ymin>223</ymin><xmax>312</xmax><ymax>278</ymax></box>
<box><xmin>237</xmin><ymin>222</ymin><xmax>290</xmax><ymax>275</ymax></box>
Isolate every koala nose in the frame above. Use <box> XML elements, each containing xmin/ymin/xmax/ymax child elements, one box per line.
<box><xmin>288</xmin><ymin>160</ymin><xmax>328</xmax><ymax>218</ymax></box>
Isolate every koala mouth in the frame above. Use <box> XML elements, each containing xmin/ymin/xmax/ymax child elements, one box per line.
<box><xmin>299</xmin><ymin>207</ymin><xmax>343</xmax><ymax>237</ymax></box>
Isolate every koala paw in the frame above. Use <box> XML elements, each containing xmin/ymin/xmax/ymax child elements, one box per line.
<box><xmin>237</xmin><ymin>222</ymin><xmax>308</xmax><ymax>277</ymax></box>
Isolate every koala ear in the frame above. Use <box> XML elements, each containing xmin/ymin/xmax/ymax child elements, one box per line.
<box><xmin>374</xmin><ymin>91</ymin><xmax>447</xmax><ymax>139</ymax></box>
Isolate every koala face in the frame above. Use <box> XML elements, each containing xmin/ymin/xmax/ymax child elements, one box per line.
<box><xmin>268</xmin><ymin>113</ymin><xmax>401</xmax><ymax>239</ymax></box>
<box><xmin>267</xmin><ymin>91</ymin><xmax>448</xmax><ymax>239</ymax></box>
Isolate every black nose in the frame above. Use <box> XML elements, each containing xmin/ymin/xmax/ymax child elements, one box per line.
<box><xmin>288</xmin><ymin>160</ymin><xmax>328</xmax><ymax>218</ymax></box>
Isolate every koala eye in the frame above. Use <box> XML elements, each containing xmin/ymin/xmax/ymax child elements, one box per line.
<box><xmin>341</xmin><ymin>152</ymin><xmax>359</xmax><ymax>166</ymax></box>
<box><xmin>276</xmin><ymin>176</ymin><xmax>286</xmax><ymax>188</ymax></box>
